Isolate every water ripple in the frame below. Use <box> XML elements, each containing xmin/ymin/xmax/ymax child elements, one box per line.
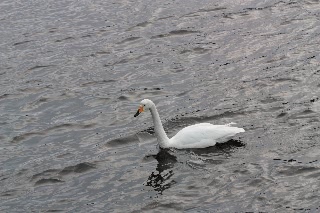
<box><xmin>1</xmin><ymin>0</ymin><xmax>320</xmax><ymax>212</ymax></box>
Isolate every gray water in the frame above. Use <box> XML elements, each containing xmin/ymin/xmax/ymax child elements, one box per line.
<box><xmin>1</xmin><ymin>0</ymin><xmax>320</xmax><ymax>212</ymax></box>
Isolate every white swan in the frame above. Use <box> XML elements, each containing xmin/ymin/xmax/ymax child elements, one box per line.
<box><xmin>134</xmin><ymin>99</ymin><xmax>245</xmax><ymax>149</ymax></box>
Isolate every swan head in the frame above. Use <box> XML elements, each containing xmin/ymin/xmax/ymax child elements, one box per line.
<box><xmin>134</xmin><ymin>99</ymin><xmax>154</xmax><ymax>117</ymax></box>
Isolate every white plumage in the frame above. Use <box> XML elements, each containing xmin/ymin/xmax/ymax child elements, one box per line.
<box><xmin>134</xmin><ymin>99</ymin><xmax>245</xmax><ymax>149</ymax></box>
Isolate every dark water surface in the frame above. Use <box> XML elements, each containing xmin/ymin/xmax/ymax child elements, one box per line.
<box><xmin>1</xmin><ymin>0</ymin><xmax>320</xmax><ymax>212</ymax></box>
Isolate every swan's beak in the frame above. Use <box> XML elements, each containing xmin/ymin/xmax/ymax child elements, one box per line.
<box><xmin>134</xmin><ymin>105</ymin><xmax>144</xmax><ymax>117</ymax></box>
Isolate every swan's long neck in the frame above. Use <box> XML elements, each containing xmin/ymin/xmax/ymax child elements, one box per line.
<box><xmin>149</xmin><ymin>104</ymin><xmax>170</xmax><ymax>147</ymax></box>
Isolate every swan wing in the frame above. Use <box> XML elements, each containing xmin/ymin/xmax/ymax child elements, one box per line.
<box><xmin>169</xmin><ymin>123</ymin><xmax>244</xmax><ymax>149</ymax></box>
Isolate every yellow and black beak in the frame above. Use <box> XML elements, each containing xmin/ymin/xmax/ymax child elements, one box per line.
<box><xmin>134</xmin><ymin>105</ymin><xmax>144</xmax><ymax>117</ymax></box>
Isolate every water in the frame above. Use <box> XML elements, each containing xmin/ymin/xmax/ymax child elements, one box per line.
<box><xmin>1</xmin><ymin>0</ymin><xmax>320</xmax><ymax>212</ymax></box>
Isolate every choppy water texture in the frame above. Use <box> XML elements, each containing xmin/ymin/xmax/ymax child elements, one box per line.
<box><xmin>1</xmin><ymin>0</ymin><xmax>320</xmax><ymax>212</ymax></box>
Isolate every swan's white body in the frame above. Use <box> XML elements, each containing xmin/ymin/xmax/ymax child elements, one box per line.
<box><xmin>134</xmin><ymin>99</ymin><xmax>245</xmax><ymax>149</ymax></box>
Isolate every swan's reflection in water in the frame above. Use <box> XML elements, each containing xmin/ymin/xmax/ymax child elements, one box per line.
<box><xmin>145</xmin><ymin>149</ymin><xmax>177</xmax><ymax>194</ymax></box>
<box><xmin>145</xmin><ymin>139</ymin><xmax>245</xmax><ymax>194</ymax></box>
